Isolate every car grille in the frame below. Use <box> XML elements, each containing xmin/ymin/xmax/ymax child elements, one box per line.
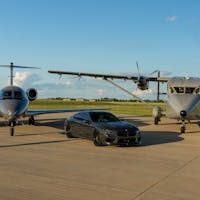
<box><xmin>117</xmin><ymin>129</ymin><xmax>135</xmax><ymax>137</ymax></box>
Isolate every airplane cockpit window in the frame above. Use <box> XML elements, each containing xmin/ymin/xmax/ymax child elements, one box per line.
<box><xmin>2</xmin><ymin>91</ymin><xmax>12</xmax><ymax>99</ymax></box>
<box><xmin>169</xmin><ymin>87</ymin><xmax>174</xmax><ymax>93</ymax></box>
<box><xmin>14</xmin><ymin>91</ymin><xmax>22</xmax><ymax>99</ymax></box>
<box><xmin>185</xmin><ymin>87</ymin><xmax>195</xmax><ymax>94</ymax></box>
<box><xmin>174</xmin><ymin>87</ymin><xmax>184</xmax><ymax>93</ymax></box>
<box><xmin>195</xmin><ymin>88</ymin><xmax>200</xmax><ymax>94</ymax></box>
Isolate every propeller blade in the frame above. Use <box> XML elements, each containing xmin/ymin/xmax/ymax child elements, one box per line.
<box><xmin>148</xmin><ymin>70</ymin><xmax>159</xmax><ymax>76</ymax></box>
<box><xmin>136</xmin><ymin>61</ymin><xmax>140</xmax><ymax>77</ymax></box>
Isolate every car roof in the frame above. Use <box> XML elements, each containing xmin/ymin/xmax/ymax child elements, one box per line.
<box><xmin>77</xmin><ymin>111</ymin><xmax>111</xmax><ymax>114</ymax></box>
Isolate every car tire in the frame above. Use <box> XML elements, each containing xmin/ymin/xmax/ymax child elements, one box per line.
<box><xmin>93</xmin><ymin>131</ymin><xmax>103</xmax><ymax>146</ymax></box>
<box><xmin>64</xmin><ymin>121</ymin><xmax>74</xmax><ymax>138</ymax></box>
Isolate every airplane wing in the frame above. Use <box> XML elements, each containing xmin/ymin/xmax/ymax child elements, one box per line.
<box><xmin>25</xmin><ymin>108</ymin><xmax>109</xmax><ymax>117</ymax></box>
<box><xmin>48</xmin><ymin>70</ymin><xmax>167</xmax><ymax>82</ymax></box>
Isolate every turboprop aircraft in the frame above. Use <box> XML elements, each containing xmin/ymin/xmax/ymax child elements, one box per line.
<box><xmin>0</xmin><ymin>63</ymin><xmax>106</xmax><ymax>136</ymax></box>
<box><xmin>48</xmin><ymin>67</ymin><xmax>200</xmax><ymax>133</ymax></box>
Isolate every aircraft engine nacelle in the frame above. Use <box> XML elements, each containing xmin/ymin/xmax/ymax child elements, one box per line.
<box><xmin>26</xmin><ymin>88</ymin><xmax>37</xmax><ymax>101</ymax></box>
<box><xmin>137</xmin><ymin>76</ymin><xmax>149</xmax><ymax>90</ymax></box>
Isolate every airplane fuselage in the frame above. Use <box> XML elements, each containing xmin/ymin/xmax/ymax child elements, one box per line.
<box><xmin>165</xmin><ymin>77</ymin><xmax>200</xmax><ymax>120</ymax></box>
<box><xmin>0</xmin><ymin>86</ymin><xmax>29</xmax><ymax>122</ymax></box>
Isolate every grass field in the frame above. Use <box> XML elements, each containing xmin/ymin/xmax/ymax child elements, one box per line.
<box><xmin>30</xmin><ymin>100</ymin><xmax>165</xmax><ymax>116</ymax></box>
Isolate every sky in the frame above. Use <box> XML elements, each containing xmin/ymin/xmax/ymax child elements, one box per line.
<box><xmin>0</xmin><ymin>0</ymin><xmax>200</xmax><ymax>99</ymax></box>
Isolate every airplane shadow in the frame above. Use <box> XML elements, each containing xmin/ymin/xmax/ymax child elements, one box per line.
<box><xmin>0</xmin><ymin>117</ymin><xmax>184</xmax><ymax>147</ymax></box>
<box><xmin>21</xmin><ymin>118</ymin><xmax>184</xmax><ymax>147</ymax></box>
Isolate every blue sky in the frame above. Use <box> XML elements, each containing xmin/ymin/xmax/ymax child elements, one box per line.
<box><xmin>0</xmin><ymin>0</ymin><xmax>200</xmax><ymax>99</ymax></box>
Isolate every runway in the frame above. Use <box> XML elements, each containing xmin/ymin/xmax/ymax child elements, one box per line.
<box><xmin>0</xmin><ymin>113</ymin><xmax>200</xmax><ymax>200</ymax></box>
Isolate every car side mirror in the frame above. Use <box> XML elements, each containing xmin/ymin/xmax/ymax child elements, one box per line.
<box><xmin>83</xmin><ymin>119</ymin><xmax>90</xmax><ymax>124</ymax></box>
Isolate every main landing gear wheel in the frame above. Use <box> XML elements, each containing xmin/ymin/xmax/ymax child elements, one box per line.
<box><xmin>154</xmin><ymin>117</ymin><xmax>160</xmax><ymax>125</ymax></box>
<box><xmin>28</xmin><ymin>116</ymin><xmax>35</xmax><ymax>125</ymax></box>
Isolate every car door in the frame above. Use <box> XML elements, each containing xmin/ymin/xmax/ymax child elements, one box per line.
<box><xmin>70</xmin><ymin>113</ymin><xmax>84</xmax><ymax>137</ymax></box>
<box><xmin>76</xmin><ymin>112</ymin><xmax>94</xmax><ymax>139</ymax></box>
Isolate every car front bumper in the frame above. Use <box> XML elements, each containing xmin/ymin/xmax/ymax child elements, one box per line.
<box><xmin>104</xmin><ymin>132</ymin><xmax>142</xmax><ymax>145</ymax></box>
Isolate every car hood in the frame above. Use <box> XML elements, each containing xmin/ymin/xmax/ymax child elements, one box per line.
<box><xmin>94</xmin><ymin>121</ymin><xmax>138</xmax><ymax>131</ymax></box>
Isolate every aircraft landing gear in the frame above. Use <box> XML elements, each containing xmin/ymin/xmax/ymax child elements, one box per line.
<box><xmin>28</xmin><ymin>116</ymin><xmax>35</xmax><ymax>125</ymax></box>
<box><xmin>9</xmin><ymin>121</ymin><xmax>16</xmax><ymax>136</ymax></box>
<box><xmin>154</xmin><ymin>117</ymin><xmax>160</xmax><ymax>125</ymax></box>
<box><xmin>180</xmin><ymin>120</ymin><xmax>186</xmax><ymax>133</ymax></box>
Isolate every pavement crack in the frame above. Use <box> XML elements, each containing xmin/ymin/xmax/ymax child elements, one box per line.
<box><xmin>130</xmin><ymin>155</ymin><xmax>200</xmax><ymax>200</ymax></box>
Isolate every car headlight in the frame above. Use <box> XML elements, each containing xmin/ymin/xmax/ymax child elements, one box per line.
<box><xmin>136</xmin><ymin>129</ymin><xmax>141</xmax><ymax>135</ymax></box>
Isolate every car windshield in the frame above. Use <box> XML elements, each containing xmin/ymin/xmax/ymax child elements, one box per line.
<box><xmin>90</xmin><ymin>112</ymin><xmax>120</xmax><ymax>123</ymax></box>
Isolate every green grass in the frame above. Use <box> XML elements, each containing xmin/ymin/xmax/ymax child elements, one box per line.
<box><xmin>29</xmin><ymin>100</ymin><xmax>165</xmax><ymax>116</ymax></box>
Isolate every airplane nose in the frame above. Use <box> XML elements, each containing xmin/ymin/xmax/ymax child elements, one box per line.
<box><xmin>180</xmin><ymin>110</ymin><xmax>187</xmax><ymax>117</ymax></box>
<box><xmin>2</xmin><ymin>100</ymin><xmax>26</xmax><ymax>118</ymax></box>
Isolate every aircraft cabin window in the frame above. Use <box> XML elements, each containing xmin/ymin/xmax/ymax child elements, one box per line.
<box><xmin>174</xmin><ymin>87</ymin><xmax>184</xmax><ymax>94</ymax></box>
<box><xmin>3</xmin><ymin>91</ymin><xmax>12</xmax><ymax>99</ymax></box>
<box><xmin>185</xmin><ymin>87</ymin><xmax>195</xmax><ymax>94</ymax></box>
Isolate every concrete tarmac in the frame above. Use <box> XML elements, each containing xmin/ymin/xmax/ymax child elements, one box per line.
<box><xmin>0</xmin><ymin>113</ymin><xmax>200</xmax><ymax>200</ymax></box>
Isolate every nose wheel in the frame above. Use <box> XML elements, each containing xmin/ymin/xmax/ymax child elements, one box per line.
<box><xmin>9</xmin><ymin>121</ymin><xmax>16</xmax><ymax>136</ymax></box>
<box><xmin>180</xmin><ymin>120</ymin><xmax>186</xmax><ymax>133</ymax></box>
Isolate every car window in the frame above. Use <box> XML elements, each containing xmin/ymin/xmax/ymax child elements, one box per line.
<box><xmin>74</xmin><ymin>113</ymin><xmax>90</xmax><ymax>121</ymax></box>
<box><xmin>90</xmin><ymin>112</ymin><xmax>120</xmax><ymax>123</ymax></box>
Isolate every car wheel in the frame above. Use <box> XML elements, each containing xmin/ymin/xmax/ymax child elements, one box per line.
<box><xmin>93</xmin><ymin>132</ymin><xmax>103</xmax><ymax>146</ymax></box>
<box><xmin>64</xmin><ymin>121</ymin><xmax>74</xmax><ymax>138</ymax></box>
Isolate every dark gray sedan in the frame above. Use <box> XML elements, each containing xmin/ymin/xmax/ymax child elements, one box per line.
<box><xmin>64</xmin><ymin>111</ymin><xmax>142</xmax><ymax>146</ymax></box>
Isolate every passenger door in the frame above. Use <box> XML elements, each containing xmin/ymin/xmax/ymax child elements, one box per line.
<box><xmin>71</xmin><ymin>113</ymin><xmax>93</xmax><ymax>139</ymax></box>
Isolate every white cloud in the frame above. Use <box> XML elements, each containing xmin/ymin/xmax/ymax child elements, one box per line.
<box><xmin>14</xmin><ymin>72</ymin><xmax>29</xmax><ymax>85</ymax></box>
<box><xmin>97</xmin><ymin>89</ymin><xmax>107</xmax><ymax>96</ymax></box>
<box><xmin>165</xmin><ymin>16</ymin><xmax>178</xmax><ymax>22</ymax></box>
<box><xmin>132</xmin><ymin>89</ymin><xmax>154</xmax><ymax>97</ymax></box>
<box><xmin>13</xmin><ymin>71</ymin><xmax>72</xmax><ymax>91</ymax></box>
<box><xmin>14</xmin><ymin>72</ymin><xmax>40</xmax><ymax>87</ymax></box>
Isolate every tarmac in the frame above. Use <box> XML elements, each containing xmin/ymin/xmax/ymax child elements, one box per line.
<box><xmin>0</xmin><ymin>113</ymin><xmax>200</xmax><ymax>200</ymax></box>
